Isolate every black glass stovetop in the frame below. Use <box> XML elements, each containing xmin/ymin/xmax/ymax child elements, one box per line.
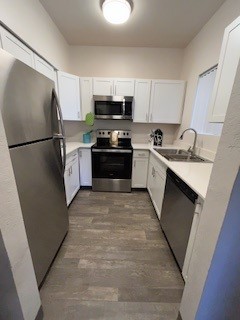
<box><xmin>92</xmin><ymin>138</ymin><xmax>132</xmax><ymax>150</ymax></box>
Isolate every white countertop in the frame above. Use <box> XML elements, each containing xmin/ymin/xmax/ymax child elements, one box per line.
<box><xmin>66</xmin><ymin>141</ymin><xmax>213</xmax><ymax>199</ymax></box>
<box><xmin>66</xmin><ymin>142</ymin><xmax>95</xmax><ymax>155</ymax></box>
<box><xmin>133</xmin><ymin>143</ymin><xmax>213</xmax><ymax>199</ymax></box>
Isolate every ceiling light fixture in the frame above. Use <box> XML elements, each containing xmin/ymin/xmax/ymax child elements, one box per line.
<box><xmin>102</xmin><ymin>0</ymin><xmax>132</xmax><ymax>25</ymax></box>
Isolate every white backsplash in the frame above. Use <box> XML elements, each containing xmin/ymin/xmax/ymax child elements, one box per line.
<box><xmin>64</xmin><ymin>120</ymin><xmax>180</xmax><ymax>145</ymax></box>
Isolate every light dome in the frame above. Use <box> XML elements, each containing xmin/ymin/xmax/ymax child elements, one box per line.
<box><xmin>102</xmin><ymin>0</ymin><xmax>132</xmax><ymax>25</ymax></box>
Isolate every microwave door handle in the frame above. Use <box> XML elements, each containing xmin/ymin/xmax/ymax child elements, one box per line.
<box><xmin>52</xmin><ymin>88</ymin><xmax>66</xmax><ymax>176</ymax></box>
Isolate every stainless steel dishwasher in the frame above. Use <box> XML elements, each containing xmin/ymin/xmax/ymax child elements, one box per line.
<box><xmin>160</xmin><ymin>169</ymin><xmax>198</xmax><ymax>270</ymax></box>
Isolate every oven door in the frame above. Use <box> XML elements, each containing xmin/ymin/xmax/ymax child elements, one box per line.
<box><xmin>92</xmin><ymin>149</ymin><xmax>133</xmax><ymax>192</ymax></box>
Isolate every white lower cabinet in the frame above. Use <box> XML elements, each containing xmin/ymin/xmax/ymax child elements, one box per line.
<box><xmin>147</xmin><ymin>154</ymin><xmax>167</xmax><ymax>219</ymax></box>
<box><xmin>132</xmin><ymin>150</ymin><xmax>149</xmax><ymax>188</ymax></box>
<box><xmin>79</xmin><ymin>148</ymin><xmax>92</xmax><ymax>186</ymax></box>
<box><xmin>64</xmin><ymin>151</ymin><xmax>80</xmax><ymax>206</ymax></box>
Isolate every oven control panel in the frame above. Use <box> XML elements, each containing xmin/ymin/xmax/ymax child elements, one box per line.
<box><xmin>96</xmin><ymin>130</ymin><xmax>131</xmax><ymax>139</ymax></box>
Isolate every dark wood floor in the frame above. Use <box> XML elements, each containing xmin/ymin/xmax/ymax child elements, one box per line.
<box><xmin>41</xmin><ymin>190</ymin><xmax>184</xmax><ymax>320</ymax></box>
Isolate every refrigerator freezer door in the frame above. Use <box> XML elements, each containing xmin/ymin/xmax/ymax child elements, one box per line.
<box><xmin>9</xmin><ymin>139</ymin><xmax>68</xmax><ymax>286</ymax></box>
<box><xmin>0</xmin><ymin>49</ymin><xmax>58</xmax><ymax>147</ymax></box>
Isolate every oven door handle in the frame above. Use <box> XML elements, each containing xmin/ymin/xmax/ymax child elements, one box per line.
<box><xmin>122</xmin><ymin>98</ymin><xmax>125</xmax><ymax>116</ymax></box>
<box><xmin>92</xmin><ymin>149</ymin><xmax>132</xmax><ymax>154</ymax></box>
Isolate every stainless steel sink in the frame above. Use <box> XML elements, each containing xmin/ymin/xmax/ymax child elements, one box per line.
<box><xmin>154</xmin><ymin>148</ymin><xmax>212</xmax><ymax>163</ymax></box>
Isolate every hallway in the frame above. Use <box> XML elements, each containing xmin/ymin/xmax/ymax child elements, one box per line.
<box><xmin>40</xmin><ymin>190</ymin><xmax>184</xmax><ymax>319</ymax></box>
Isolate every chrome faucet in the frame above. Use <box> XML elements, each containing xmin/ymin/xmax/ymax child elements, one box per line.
<box><xmin>179</xmin><ymin>128</ymin><xmax>198</xmax><ymax>155</ymax></box>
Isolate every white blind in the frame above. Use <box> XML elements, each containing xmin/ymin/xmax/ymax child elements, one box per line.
<box><xmin>191</xmin><ymin>66</ymin><xmax>223</xmax><ymax>136</ymax></box>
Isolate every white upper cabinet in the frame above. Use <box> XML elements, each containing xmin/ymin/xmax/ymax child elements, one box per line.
<box><xmin>93</xmin><ymin>78</ymin><xmax>114</xmax><ymax>95</ymax></box>
<box><xmin>149</xmin><ymin>80</ymin><xmax>185</xmax><ymax>123</ymax></box>
<box><xmin>80</xmin><ymin>78</ymin><xmax>93</xmax><ymax>120</ymax></box>
<box><xmin>114</xmin><ymin>79</ymin><xmax>135</xmax><ymax>96</ymax></box>
<box><xmin>0</xmin><ymin>26</ymin><xmax>34</xmax><ymax>68</ymax></box>
<box><xmin>33</xmin><ymin>54</ymin><xmax>55</xmax><ymax>81</ymax></box>
<box><xmin>57</xmin><ymin>71</ymin><xmax>81</xmax><ymax>121</ymax></box>
<box><xmin>93</xmin><ymin>78</ymin><xmax>135</xmax><ymax>96</ymax></box>
<box><xmin>209</xmin><ymin>17</ymin><xmax>240</xmax><ymax>123</ymax></box>
<box><xmin>133</xmin><ymin>79</ymin><xmax>151</xmax><ymax>123</ymax></box>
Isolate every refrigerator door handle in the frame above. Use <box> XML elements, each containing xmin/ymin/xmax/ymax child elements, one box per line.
<box><xmin>52</xmin><ymin>88</ymin><xmax>66</xmax><ymax>176</ymax></box>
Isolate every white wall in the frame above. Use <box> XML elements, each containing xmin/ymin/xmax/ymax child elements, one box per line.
<box><xmin>0</xmin><ymin>0</ymin><xmax>69</xmax><ymax>70</ymax></box>
<box><xmin>69</xmin><ymin>46</ymin><xmax>184</xmax><ymax>79</ymax></box>
<box><xmin>0</xmin><ymin>113</ymin><xmax>41</xmax><ymax>320</ymax></box>
<box><xmin>176</xmin><ymin>0</ymin><xmax>240</xmax><ymax>156</ymax></box>
<box><xmin>180</xmin><ymin>59</ymin><xmax>240</xmax><ymax>319</ymax></box>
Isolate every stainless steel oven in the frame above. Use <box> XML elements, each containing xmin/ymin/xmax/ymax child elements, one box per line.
<box><xmin>91</xmin><ymin>130</ymin><xmax>133</xmax><ymax>192</ymax></box>
<box><xmin>93</xmin><ymin>96</ymin><xmax>133</xmax><ymax>120</ymax></box>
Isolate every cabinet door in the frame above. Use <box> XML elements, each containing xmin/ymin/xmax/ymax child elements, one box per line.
<box><xmin>132</xmin><ymin>157</ymin><xmax>149</xmax><ymax>188</ymax></box>
<box><xmin>153</xmin><ymin>169</ymin><xmax>166</xmax><ymax>219</ymax></box>
<box><xmin>209</xmin><ymin>17</ymin><xmax>240</xmax><ymax>122</ymax></box>
<box><xmin>34</xmin><ymin>54</ymin><xmax>55</xmax><ymax>80</ymax></box>
<box><xmin>147</xmin><ymin>161</ymin><xmax>155</xmax><ymax>198</ymax></box>
<box><xmin>0</xmin><ymin>26</ymin><xmax>34</xmax><ymax>67</ymax></box>
<box><xmin>80</xmin><ymin>78</ymin><xmax>93</xmax><ymax>120</ymax></box>
<box><xmin>70</xmin><ymin>157</ymin><xmax>80</xmax><ymax>200</ymax></box>
<box><xmin>57</xmin><ymin>71</ymin><xmax>81</xmax><ymax>121</ymax></box>
<box><xmin>64</xmin><ymin>163</ymin><xmax>72</xmax><ymax>206</ymax></box>
<box><xmin>114</xmin><ymin>79</ymin><xmax>135</xmax><ymax>96</ymax></box>
<box><xmin>149</xmin><ymin>80</ymin><xmax>185</xmax><ymax>124</ymax></box>
<box><xmin>93</xmin><ymin>78</ymin><xmax>114</xmax><ymax>95</ymax></box>
<box><xmin>79</xmin><ymin>149</ymin><xmax>92</xmax><ymax>186</ymax></box>
<box><xmin>134</xmin><ymin>79</ymin><xmax>151</xmax><ymax>123</ymax></box>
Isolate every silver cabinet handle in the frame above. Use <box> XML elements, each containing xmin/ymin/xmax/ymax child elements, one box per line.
<box><xmin>115</xmin><ymin>85</ymin><xmax>117</xmax><ymax>95</ymax></box>
<box><xmin>77</xmin><ymin>111</ymin><xmax>80</xmax><ymax>119</ymax></box>
<box><xmin>134</xmin><ymin>160</ymin><xmax>136</xmax><ymax>168</ymax></box>
<box><xmin>152</xmin><ymin>167</ymin><xmax>155</xmax><ymax>177</ymax></box>
<box><xmin>146</xmin><ymin>113</ymin><xmax>148</xmax><ymax>122</ymax></box>
<box><xmin>150</xmin><ymin>113</ymin><xmax>153</xmax><ymax>122</ymax></box>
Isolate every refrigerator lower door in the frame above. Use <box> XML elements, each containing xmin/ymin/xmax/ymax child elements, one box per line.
<box><xmin>9</xmin><ymin>139</ymin><xmax>68</xmax><ymax>286</ymax></box>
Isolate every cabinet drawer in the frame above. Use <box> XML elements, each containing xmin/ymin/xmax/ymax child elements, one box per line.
<box><xmin>66</xmin><ymin>151</ymin><xmax>78</xmax><ymax>165</ymax></box>
<box><xmin>133</xmin><ymin>150</ymin><xmax>149</xmax><ymax>158</ymax></box>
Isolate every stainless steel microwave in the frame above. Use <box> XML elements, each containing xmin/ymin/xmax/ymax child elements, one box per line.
<box><xmin>93</xmin><ymin>95</ymin><xmax>133</xmax><ymax>120</ymax></box>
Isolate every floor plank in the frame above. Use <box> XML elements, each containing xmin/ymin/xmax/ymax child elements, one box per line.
<box><xmin>41</xmin><ymin>190</ymin><xmax>184</xmax><ymax>319</ymax></box>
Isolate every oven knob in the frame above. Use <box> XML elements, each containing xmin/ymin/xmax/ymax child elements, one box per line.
<box><xmin>123</xmin><ymin>132</ymin><xmax>125</xmax><ymax>135</ymax></box>
<box><xmin>127</xmin><ymin>133</ymin><xmax>129</xmax><ymax>135</ymax></box>
<box><xmin>108</xmin><ymin>131</ymin><xmax>110</xmax><ymax>134</ymax></box>
<box><xmin>103</xmin><ymin>132</ymin><xmax>105</xmax><ymax>135</ymax></box>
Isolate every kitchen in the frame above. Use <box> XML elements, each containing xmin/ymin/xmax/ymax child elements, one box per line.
<box><xmin>0</xmin><ymin>0</ymin><xmax>240</xmax><ymax>319</ymax></box>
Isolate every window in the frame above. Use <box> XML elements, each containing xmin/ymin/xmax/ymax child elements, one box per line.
<box><xmin>191</xmin><ymin>66</ymin><xmax>223</xmax><ymax>136</ymax></box>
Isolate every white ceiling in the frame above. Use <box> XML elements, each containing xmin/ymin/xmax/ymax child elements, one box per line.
<box><xmin>40</xmin><ymin>0</ymin><xmax>226</xmax><ymax>48</ymax></box>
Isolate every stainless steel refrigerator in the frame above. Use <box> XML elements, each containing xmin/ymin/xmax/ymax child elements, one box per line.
<box><xmin>0</xmin><ymin>49</ymin><xmax>68</xmax><ymax>286</ymax></box>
